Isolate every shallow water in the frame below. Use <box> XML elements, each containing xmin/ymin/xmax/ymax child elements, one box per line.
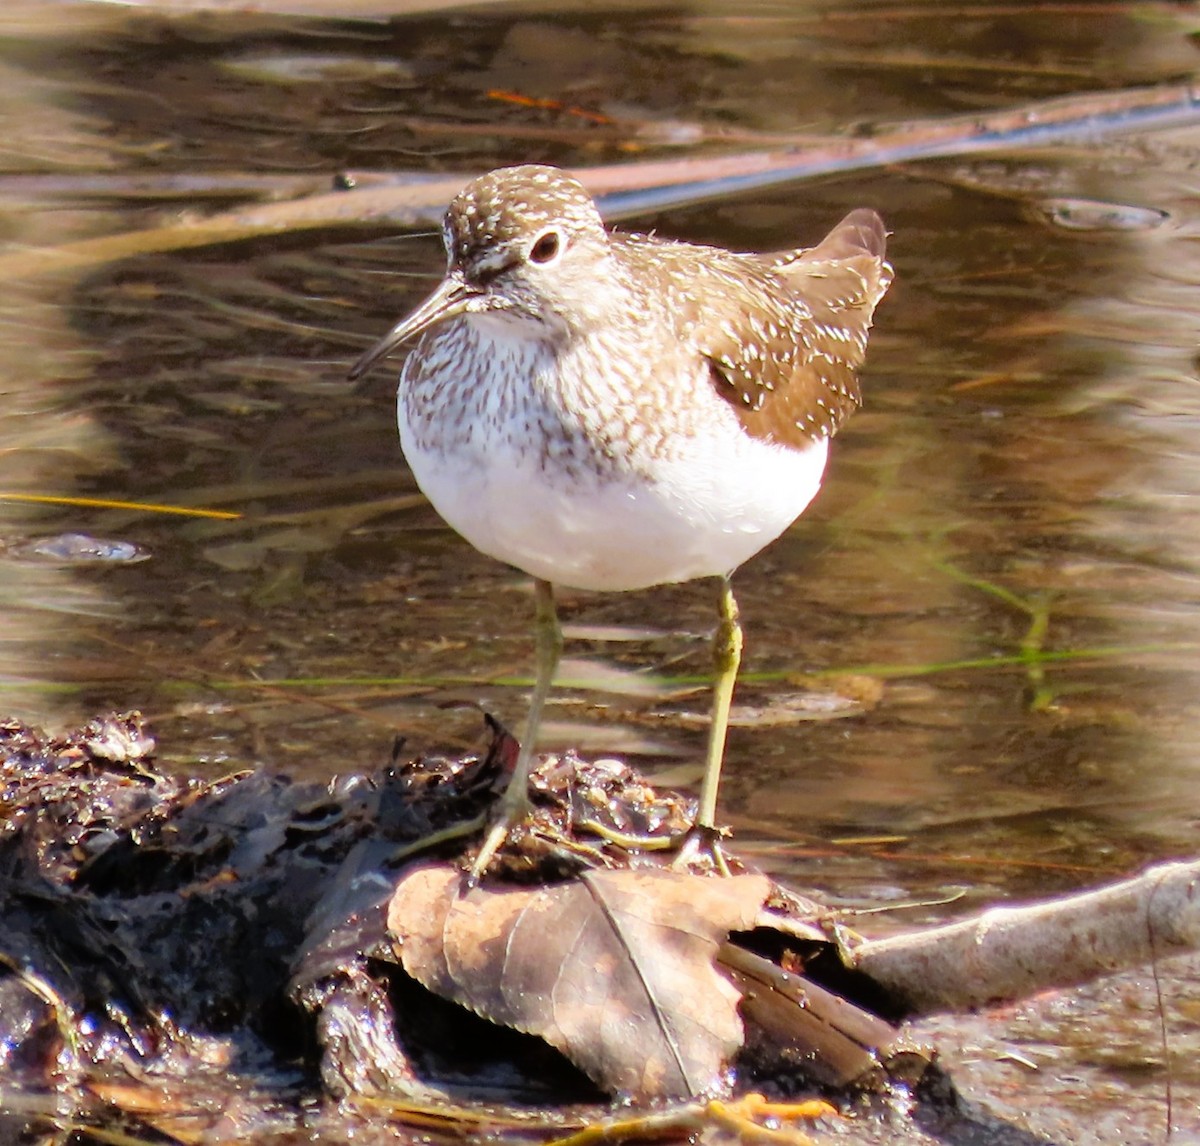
<box><xmin>2</xmin><ymin>0</ymin><xmax>1200</xmax><ymax>1139</ymax></box>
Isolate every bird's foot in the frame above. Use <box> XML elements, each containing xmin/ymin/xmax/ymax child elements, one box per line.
<box><xmin>574</xmin><ymin>817</ymin><xmax>734</xmax><ymax>875</ymax></box>
<box><xmin>670</xmin><ymin>822</ymin><xmax>733</xmax><ymax>877</ymax></box>
<box><xmin>385</xmin><ymin>811</ymin><xmax>489</xmax><ymax>869</ymax></box>
<box><xmin>462</xmin><ymin>784</ymin><xmax>535</xmax><ymax>891</ymax></box>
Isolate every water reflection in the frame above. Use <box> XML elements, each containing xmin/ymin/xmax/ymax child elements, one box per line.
<box><xmin>0</xmin><ymin>0</ymin><xmax>1197</xmax><ymax>912</ymax></box>
<box><xmin>1041</xmin><ymin>155</ymin><xmax>1200</xmax><ymax>845</ymax></box>
<box><xmin>0</xmin><ymin>53</ymin><xmax>125</xmax><ymax>722</ymax></box>
<box><xmin>2</xmin><ymin>1</ymin><xmax>1200</xmax><ymax>1139</ymax></box>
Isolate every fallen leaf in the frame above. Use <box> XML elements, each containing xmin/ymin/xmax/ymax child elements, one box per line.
<box><xmin>387</xmin><ymin>866</ymin><xmax>770</xmax><ymax>1100</ymax></box>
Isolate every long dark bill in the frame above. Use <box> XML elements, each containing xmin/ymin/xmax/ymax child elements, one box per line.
<box><xmin>347</xmin><ymin>274</ymin><xmax>479</xmax><ymax>382</ymax></box>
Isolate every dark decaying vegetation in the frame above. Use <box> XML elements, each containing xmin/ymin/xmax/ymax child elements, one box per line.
<box><xmin>2</xmin><ymin>712</ymin><xmax>1194</xmax><ymax>1143</ymax></box>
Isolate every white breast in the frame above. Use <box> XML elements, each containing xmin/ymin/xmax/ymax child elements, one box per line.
<box><xmin>397</xmin><ymin>331</ymin><xmax>829</xmax><ymax>592</ymax></box>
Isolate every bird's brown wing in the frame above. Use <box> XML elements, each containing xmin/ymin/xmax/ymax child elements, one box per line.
<box><xmin>701</xmin><ymin>209</ymin><xmax>892</xmax><ymax>450</ymax></box>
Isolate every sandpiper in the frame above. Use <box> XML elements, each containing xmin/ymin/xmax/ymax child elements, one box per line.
<box><xmin>350</xmin><ymin>164</ymin><xmax>892</xmax><ymax>877</ymax></box>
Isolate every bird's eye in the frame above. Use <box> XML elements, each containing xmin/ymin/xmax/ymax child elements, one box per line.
<box><xmin>529</xmin><ymin>229</ymin><xmax>563</xmax><ymax>264</ymax></box>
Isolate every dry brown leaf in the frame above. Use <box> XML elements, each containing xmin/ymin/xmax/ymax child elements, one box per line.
<box><xmin>386</xmin><ymin>865</ymin><xmax>770</xmax><ymax>1100</ymax></box>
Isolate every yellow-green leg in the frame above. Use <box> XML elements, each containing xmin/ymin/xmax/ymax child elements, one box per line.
<box><xmin>696</xmin><ymin>575</ymin><xmax>742</xmax><ymax>831</ymax></box>
<box><xmin>469</xmin><ymin>578</ymin><xmax>562</xmax><ymax>882</ymax></box>
<box><xmin>690</xmin><ymin>575</ymin><xmax>741</xmax><ymax>874</ymax></box>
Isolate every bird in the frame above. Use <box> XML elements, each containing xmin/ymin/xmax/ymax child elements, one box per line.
<box><xmin>349</xmin><ymin>163</ymin><xmax>892</xmax><ymax>879</ymax></box>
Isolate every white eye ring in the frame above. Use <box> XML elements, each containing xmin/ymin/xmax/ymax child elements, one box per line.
<box><xmin>528</xmin><ymin>228</ymin><xmax>565</xmax><ymax>264</ymax></box>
